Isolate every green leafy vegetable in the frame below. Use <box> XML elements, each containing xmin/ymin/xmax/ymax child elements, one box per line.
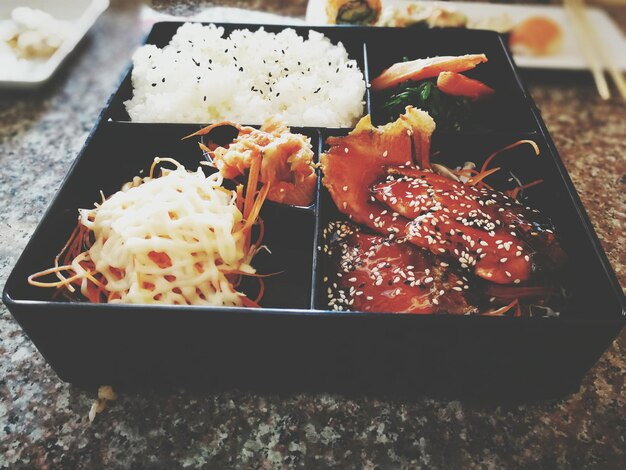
<box><xmin>380</xmin><ymin>79</ymin><xmax>472</xmax><ymax>131</ymax></box>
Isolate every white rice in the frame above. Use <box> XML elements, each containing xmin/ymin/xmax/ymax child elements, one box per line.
<box><xmin>124</xmin><ymin>23</ymin><xmax>366</xmax><ymax>128</ymax></box>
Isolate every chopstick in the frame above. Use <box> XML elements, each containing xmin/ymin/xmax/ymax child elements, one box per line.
<box><xmin>564</xmin><ymin>0</ymin><xmax>626</xmax><ymax>100</ymax></box>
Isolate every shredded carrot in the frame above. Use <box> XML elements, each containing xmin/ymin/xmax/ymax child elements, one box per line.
<box><xmin>242</xmin><ymin>182</ymin><xmax>270</xmax><ymax>235</ymax></box>
<box><xmin>221</xmin><ymin>269</ymin><xmax>284</xmax><ymax>278</ymax></box>
<box><xmin>240</xmin><ymin>296</ymin><xmax>261</xmax><ymax>308</ymax></box>
<box><xmin>454</xmin><ymin>168</ymin><xmax>479</xmax><ymax>177</ymax></box>
<box><xmin>483</xmin><ymin>299</ymin><xmax>521</xmax><ymax>317</ymax></box>
<box><xmin>235</xmin><ymin>184</ymin><xmax>244</xmax><ymax>213</ymax></box>
<box><xmin>254</xmin><ymin>278</ymin><xmax>265</xmax><ymax>304</ymax></box>
<box><xmin>467</xmin><ymin>167</ymin><xmax>500</xmax><ymax>187</ymax></box>
<box><xmin>507</xmin><ymin>178</ymin><xmax>544</xmax><ymax>200</ymax></box>
<box><xmin>480</xmin><ymin>140</ymin><xmax>540</xmax><ymax>174</ymax></box>
<box><xmin>181</xmin><ymin>121</ymin><xmax>241</xmax><ymax>140</ymax></box>
<box><xmin>28</xmin><ymin>265</ymin><xmax>83</xmax><ymax>288</ymax></box>
<box><xmin>243</xmin><ymin>155</ymin><xmax>261</xmax><ymax>221</ymax></box>
<box><xmin>254</xmin><ymin>218</ymin><xmax>265</xmax><ymax>249</ymax></box>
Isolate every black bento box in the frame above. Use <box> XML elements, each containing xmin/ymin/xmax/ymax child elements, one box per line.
<box><xmin>3</xmin><ymin>23</ymin><xmax>624</xmax><ymax>398</ymax></box>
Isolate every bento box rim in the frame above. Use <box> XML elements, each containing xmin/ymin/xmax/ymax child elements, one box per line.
<box><xmin>2</xmin><ymin>22</ymin><xmax>624</xmax><ymax>324</ymax></box>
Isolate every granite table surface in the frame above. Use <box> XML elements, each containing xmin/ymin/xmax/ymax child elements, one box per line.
<box><xmin>0</xmin><ymin>0</ymin><xmax>624</xmax><ymax>468</ymax></box>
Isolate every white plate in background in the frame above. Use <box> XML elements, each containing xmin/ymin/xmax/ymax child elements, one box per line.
<box><xmin>306</xmin><ymin>0</ymin><xmax>626</xmax><ymax>70</ymax></box>
<box><xmin>0</xmin><ymin>0</ymin><xmax>109</xmax><ymax>89</ymax></box>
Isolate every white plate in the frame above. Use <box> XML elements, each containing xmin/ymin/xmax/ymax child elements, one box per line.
<box><xmin>306</xmin><ymin>0</ymin><xmax>626</xmax><ymax>70</ymax></box>
<box><xmin>0</xmin><ymin>0</ymin><xmax>109</xmax><ymax>89</ymax></box>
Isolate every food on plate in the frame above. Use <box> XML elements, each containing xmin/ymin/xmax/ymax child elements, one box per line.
<box><xmin>379</xmin><ymin>2</ymin><xmax>468</xmax><ymax>28</ymax></box>
<box><xmin>320</xmin><ymin>1</ymin><xmax>564</xmax><ymax>58</ymax></box>
<box><xmin>320</xmin><ymin>107</ymin><xmax>566</xmax><ymax>291</ymax></box>
<box><xmin>372</xmin><ymin>54</ymin><xmax>492</xmax><ymax>130</ymax></box>
<box><xmin>125</xmin><ymin>23</ymin><xmax>366</xmax><ymax>128</ymax></box>
<box><xmin>29</xmin><ymin>157</ymin><xmax>269</xmax><ymax>307</ymax></box>
<box><xmin>323</xmin><ymin>221</ymin><xmax>476</xmax><ymax>313</ymax></box>
<box><xmin>509</xmin><ymin>16</ymin><xmax>563</xmax><ymax>56</ymax></box>
<box><xmin>0</xmin><ymin>7</ymin><xmax>70</xmax><ymax>59</ymax></box>
<box><xmin>467</xmin><ymin>12</ymin><xmax>514</xmax><ymax>34</ymax></box>
<box><xmin>325</xmin><ymin>0</ymin><xmax>382</xmax><ymax>25</ymax></box>
<box><xmin>0</xmin><ymin>7</ymin><xmax>72</xmax><ymax>80</ymax></box>
<box><xmin>186</xmin><ymin>118</ymin><xmax>317</xmax><ymax>206</ymax></box>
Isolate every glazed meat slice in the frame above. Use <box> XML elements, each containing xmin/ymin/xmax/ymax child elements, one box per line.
<box><xmin>320</xmin><ymin>106</ymin><xmax>436</xmax><ymax>235</ymax></box>
<box><xmin>323</xmin><ymin>221</ymin><xmax>477</xmax><ymax>314</ymax></box>
<box><xmin>371</xmin><ymin>167</ymin><xmax>566</xmax><ymax>284</ymax></box>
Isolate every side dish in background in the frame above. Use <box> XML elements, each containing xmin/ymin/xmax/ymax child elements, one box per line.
<box><xmin>321</xmin><ymin>1</ymin><xmax>565</xmax><ymax>58</ymax></box>
<box><xmin>125</xmin><ymin>23</ymin><xmax>366</xmax><ymax>128</ymax></box>
<box><xmin>509</xmin><ymin>16</ymin><xmax>563</xmax><ymax>56</ymax></box>
<box><xmin>379</xmin><ymin>2</ymin><xmax>467</xmax><ymax>28</ymax></box>
<box><xmin>186</xmin><ymin>119</ymin><xmax>318</xmax><ymax>206</ymax></box>
<box><xmin>0</xmin><ymin>7</ymin><xmax>72</xmax><ymax>79</ymax></box>
<box><xmin>372</xmin><ymin>54</ymin><xmax>494</xmax><ymax>130</ymax></box>
<box><xmin>326</xmin><ymin>0</ymin><xmax>382</xmax><ymax>25</ymax></box>
<box><xmin>29</xmin><ymin>156</ymin><xmax>270</xmax><ymax>307</ymax></box>
<box><xmin>320</xmin><ymin>107</ymin><xmax>566</xmax><ymax>315</ymax></box>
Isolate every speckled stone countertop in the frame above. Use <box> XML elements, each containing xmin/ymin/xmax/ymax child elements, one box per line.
<box><xmin>1</xmin><ymin>1</ymin><xmax>624</xmax><ymax>468</ymax></box>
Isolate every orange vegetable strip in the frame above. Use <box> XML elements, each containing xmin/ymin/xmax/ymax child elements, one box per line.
<box><xmin>483</xmin><ymin>299</ymin><xmax>520</xmax><ymax>317</ymax></box>
<box><xmin>236</xmin><ymin>184</ymin><xmax>244</xmax><ymax>213</ymax></box>
<box><xmin>436</xmin><ymin>71</ymin><xmax>495</xmax><ymax>100</ymax></box>
<box><xmin>507</xmin><ymin>178</ymin><xmax>545</xmax><ymax>200</ymax></box>
<box><xmin>181</xmin><ymin>121</ymin><xmax>242</xmax><ymax>140</ymax></box>
<box><xmin>480</xmin><ymin>140</ymin><xmax>540</xmax><ymax>174</ymax></box>
<box><xmin>242</xmin><ymin>183</ymin><xmax>270</xmax><ymax>234</ymax></box>
<box><xmin>371</xmin><ymin>54</ymin><xmax>488</xmax><ymax>91</ymax></box>
<box><xmin>244</xmin><ymin>155</ymin><xmax>261</xmax><ymax>221</ymax></box>
<box><xmin>240</xmin><ymin>296</ymin><xmax>261</xmax><ymax>308</ymax></box>
<box><xmin>28</xmin><ymin>266</ymin><xmax>83</xmax><ymax>288</ymax></box>
<box><xmin>254</xmin><ymin>278</ymin><xmax>265</xmax><ymax>304</ymax></box>
<box><xmin>467</xmin><ymin>167</ymin><xmax>501</xmax><ymax>187</ymax></box>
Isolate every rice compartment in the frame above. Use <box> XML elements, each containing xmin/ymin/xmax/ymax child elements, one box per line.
<box><xmin>125</xmin><ymin>23</ymin><xmax>366</xmax><ymax>128</ymax></box>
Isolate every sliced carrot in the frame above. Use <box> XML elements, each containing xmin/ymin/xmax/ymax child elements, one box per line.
<box><xmin>436</xmin><ymin>71</ymin><xmax>495</xmax><ymax>100</ymax></box>
<box><xmin>371</xmin><ymin>54</ymin><xmax>488</xmax><ymax>91</ymax></box>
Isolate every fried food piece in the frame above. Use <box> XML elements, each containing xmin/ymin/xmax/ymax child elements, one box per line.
<box><xmin>190</xmin><ymin>119</ymin><xmax>317</xmax><ymax>206</ymax></box>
